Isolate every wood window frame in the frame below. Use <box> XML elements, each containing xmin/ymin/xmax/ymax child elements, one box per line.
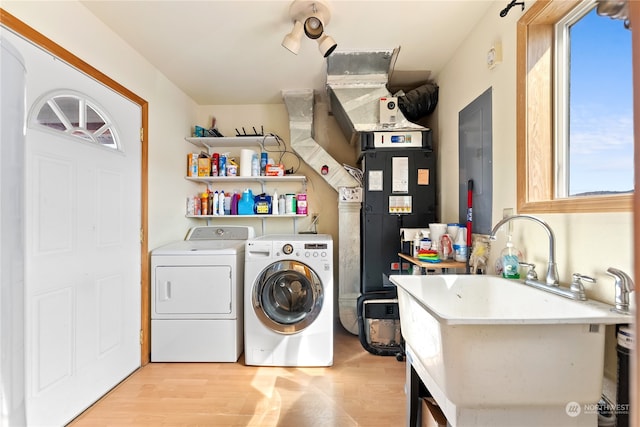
<box><xmin>516</xmin><ymin>0</ymin><xmax>633</xmax><ymax>213</ymax></box>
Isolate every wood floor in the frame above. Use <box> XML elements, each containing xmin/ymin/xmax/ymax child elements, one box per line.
<box><xmin>68</xmin><ymin>323</ymin><xmax>407</xmax><ymax>427</ymax></box>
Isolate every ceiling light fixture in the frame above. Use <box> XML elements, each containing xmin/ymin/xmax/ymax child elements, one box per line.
<box><xmin>282</xmin><ymin>0</ymin><xmax>337</xmax><ymax>57</ymax></box>
<box><xmin>282</xmin><ymin>20</ymin><xmax>304</xmax><ymax>54</ymax></box>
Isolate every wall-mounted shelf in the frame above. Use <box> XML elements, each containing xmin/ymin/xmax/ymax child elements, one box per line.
<box><xmin>185</xmin><ymin>134</ymin><xmax>306</xmax><ymax>235</ymax></box>
<box><xmin>186</xmin><ymin>214</ymin><xmax>306</xmax><ymax>219</ymax></box>
<box><xmin>185</xmin><ymin>175</ymin><xmax>306</xmax><ymax>184</ymax></box>
<box><xmin>185</xmin><ymin>136</ymin><xmax>278</xmax><ymax>150</ymax></box>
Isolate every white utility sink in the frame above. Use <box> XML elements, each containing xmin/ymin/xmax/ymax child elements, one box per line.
<box><xmin>390</xmin><ymin>274</ymin><xmax>632</xmax><ymax>427</ymax></box>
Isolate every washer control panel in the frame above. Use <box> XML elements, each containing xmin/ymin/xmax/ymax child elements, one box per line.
<box><xmin>275</xmin><ymin>242</ymin><xmax>329</xmax><ymax>259</ymax></box>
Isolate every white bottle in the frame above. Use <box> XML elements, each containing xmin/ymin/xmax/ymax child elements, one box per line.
<box><xmin>212</xmin><ymin>191</ymin><xmax>219</xmax><ymax>215</ymax></box>
<box><xmin>413</xmin><ymin>232</ymin><xmax>422</xmax><ymax>257</ymax></box>
<box><xmin>218</xmin><ymin>191</ymin><xmax>225</xmax><ymax>216</ymax></box>
<box><xmin>453</xmin><ymin>227</ymin><xmax>468</xmax><ymax>262</ymax></box>
<box><xmin>272</xmin><ymin>190</ymin><xmax>279</xmax><ymax>215</ymax></box>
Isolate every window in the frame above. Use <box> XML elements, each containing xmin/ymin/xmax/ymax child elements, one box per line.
<box><xmin>31</xmin><ymin>91</ymin><xmax>120</xmax><ymax>150</ymax></box>
<box><xmin>517</xmin><ymin>0</ymin><xmax>633</xmax><ymax>212</ymax></box>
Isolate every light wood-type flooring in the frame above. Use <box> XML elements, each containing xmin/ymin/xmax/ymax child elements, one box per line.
<box><xmin>68</xmin><ymin>323</ymin><xmax>407</xmax><ymax>426</ymax></box>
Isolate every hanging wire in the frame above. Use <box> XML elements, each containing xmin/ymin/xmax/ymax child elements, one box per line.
<box><xmin>342</xmin><ymin>163</ymin><xmax>363</xmax><ymax>186</ymax></box>
<box><xmin>257</xmin><ymin>132</ymin><xmax>304</xmax><ymax>174</ymax></box>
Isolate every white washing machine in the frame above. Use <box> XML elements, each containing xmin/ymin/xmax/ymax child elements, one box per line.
<box><xmin>244</xmin><ymin>234</ymin><xmax>333</xmax><ymax>367</ymax></box>
<box><xmin>150</xmin><ymin>225</ymin><xmax>254</xmax><ymax>362</ymax></box>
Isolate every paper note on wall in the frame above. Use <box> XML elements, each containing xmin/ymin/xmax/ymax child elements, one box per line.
<box><xmin>392</xmin><ymin>157</ymin><xmax>409</xmax><ymax>193</ymax></box>
<box><xmin>368</xmin><ymin>170</ymin><xmax>383</xmax><ymax>191</ymax></box>
<box><xmin>418</xmin><ymin>169</ymin><xmax>430</xmax><ymax>185</ymax></box>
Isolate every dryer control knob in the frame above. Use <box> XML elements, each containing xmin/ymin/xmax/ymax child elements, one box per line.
<box><xmin>282</xmin><ymin>243</ymin><xmax>294</xmax><ymax>255</ymax></box>
<box><xmin>321</xmin><ymin>252</ymin><xmax>327</xmax><ymax>257</ymax></box>
<box><xmin>305</xmin><ymin>251</ymin><xmax>310</xmax><ymax>257</ymax></box>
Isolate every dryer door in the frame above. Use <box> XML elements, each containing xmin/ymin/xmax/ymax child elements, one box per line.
<box><xmin>252</xmin><ymin>260</ymin><xmax>323</xmax><ymax>334</ymax></box>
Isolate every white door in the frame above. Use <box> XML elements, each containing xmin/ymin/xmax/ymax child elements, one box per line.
<box><xmin>1</xmin><ymin>30</ymin><xmax>142</xmax><ymax>426</ymax></box>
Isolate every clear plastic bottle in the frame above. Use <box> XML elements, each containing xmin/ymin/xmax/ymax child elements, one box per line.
<box><xmin>501</xmin><ymin>236</ymin><xmax>522</xmax><ymax>279</ymax></box>
<box><xmin>251</xmin><ymin>154</ymin><xmax>259</xmax><ymax>177</ymax></box>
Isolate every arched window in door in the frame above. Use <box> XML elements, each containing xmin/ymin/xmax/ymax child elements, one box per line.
<box><xmin>29</xmin><ymin>90</ymin><xmax>121</xmax><ymax>151</ymax></box>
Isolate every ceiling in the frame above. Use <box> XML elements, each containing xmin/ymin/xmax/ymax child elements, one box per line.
<box><xmin>80</xmin><ymin>0</ymin><xmax>496</xmax><ymax>105</ymax></box>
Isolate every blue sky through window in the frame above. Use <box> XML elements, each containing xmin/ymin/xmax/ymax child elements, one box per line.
<box><xmin>569</xmin><ymin>8</ymin><xmax>633</xmax><ymax>196</ymax></box>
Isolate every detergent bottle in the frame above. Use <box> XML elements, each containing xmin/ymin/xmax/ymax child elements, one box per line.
<box><xmin>238</xmin><ymin>188</ymin><xmax>254</xmax><ymax>215</ymax></box>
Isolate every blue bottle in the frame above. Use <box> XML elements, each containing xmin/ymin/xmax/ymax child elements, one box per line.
<box><xmin>238</xmin><ymin>189</ymin><xmax>254</xmax><ymax>215</ymax></box>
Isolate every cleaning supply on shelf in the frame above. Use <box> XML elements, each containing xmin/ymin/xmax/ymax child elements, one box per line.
<box><xmin>230</xmin><ymin>191</ymin><xmax>240</xmax><ymax>215</ymax></box>
<box><xmin>453</xmin><ymin>227</ymin><xmax>467</xmax><ymax>262</ymax></box>
<box><xmin>212</xmin><ymin>191</ymin><xmax>219</xmax><ymax>216</ymax></box>
<box><xmin>253</xmin><ymin>193</ymin><xmax>272</xmax><ymax>215</ymax></box>
<box><xmin>210</xmin><ymin>152</ymin><xmax>219</xmax><ymax>176</ymax></box>
<box><xmin>226</xmin><ymin>157</ymin><xmax>238</xmax><ymax>177</ymax></box>
<box><xmin>500</xmin><ymin>235</ymin><xmax>522</xmax><ymax>279</ymax></box>
<box><xmin>218</xmin><ymin>190</ymin><xmax>225</xmax><ymax>215</ymax></box>
<box><xmin>219</xmin><ymin>153</ymin><xmax>227</xmax><ymax>177</ymax></box>
<box><xmin>224</xmin><ymin>193</ymin><xmax>231</xmax><ymax>215</ymax></box>
<box><xmin>238</xmin><ymin>189</ymin><xmax>254</xmax><ymax>215</ymax></box>
<box><xmin>260</xmin><ymin>152</ymin><xmax>268</xmax><ymax>176</ymax></box>
<box><xmin>272</xmin><ymin>190</ymin><xmax>279</xmax><ymax>215</ymax></box>
<box><xmin>251</xmin><ymin>153</ymin><xmax>259</xmax><ymax>177</ymax></box>
<box><xmin>440</xmin><ymin>234</ymin><xmax>453</xmax><ymax>260</ymax></box>
<box><xmin>296</xmin><ymin>193</ymin><xmax>307</xmax><ymax>215</ymax></box>
<box><xmin>201</xmin><ymin>191</ymin><xmax>209</xmax><ymax>215</ymax></box>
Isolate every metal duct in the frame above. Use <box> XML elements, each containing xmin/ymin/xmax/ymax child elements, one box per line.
<box><xmin>326</xmin><ymin>48</ymin><xmax>427</xmax><ymax>146</ymax></box>
<box><xmin>282</xmin><ymin>89</ymin><xmax>362</xmax><ymax>334</ymax></box>
<box><xmin>283</xmin><ymin>50</ymin><xmax>434</xmax><ymax>335</ymax></box>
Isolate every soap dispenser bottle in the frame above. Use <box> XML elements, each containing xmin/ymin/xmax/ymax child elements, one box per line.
<box><xmin>501</xmin><ymin>235</ymin><xmax>522</xmax><ymax>279</ymax></box>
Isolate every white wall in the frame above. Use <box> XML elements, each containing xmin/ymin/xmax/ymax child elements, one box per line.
<box><xmin>2</xmin><ymin>0</ymin><xmax>198</xmax><ymax>251</ymax></box>
<box><xmin>436</xmin><ymin>0</ymin><xmax>633</xmax><ymax>304</ymax></box>
<box><xmin>435</xmin><ymin>0</ymin><xmax>633</xmax><ymax>387</ymax></box>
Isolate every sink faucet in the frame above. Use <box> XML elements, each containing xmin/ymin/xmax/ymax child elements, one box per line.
<box><xmin>607</xmin><ymin>267</ymin><xmax>635</xmax><ymax>314</ymax></box>
<box><xmin>490</xmin><ymin>214</ymin><xmax>559</xmax><ymax>286</ymax></box>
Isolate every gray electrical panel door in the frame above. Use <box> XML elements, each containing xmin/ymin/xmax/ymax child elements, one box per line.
<box><xmin>458</xmin><ymin>88</ymin><xmax>493</xmax><ymax>234</ymax></box>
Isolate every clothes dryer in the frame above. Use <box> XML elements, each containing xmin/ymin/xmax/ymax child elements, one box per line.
<box><xmin>151</xmin><ymin>226</ymin><xmax>254</xmax><ymax>362</ymax></box>
<box><xmin>244</xmin><ymin>234</ymin><xmax>333</xmax><ymax>366</ymax></box>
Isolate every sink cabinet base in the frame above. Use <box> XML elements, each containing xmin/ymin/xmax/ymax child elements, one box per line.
<box><xmin>405</xmin><ymin>345</ymin><xmax>598</xmax><ymax>427</ymax></box>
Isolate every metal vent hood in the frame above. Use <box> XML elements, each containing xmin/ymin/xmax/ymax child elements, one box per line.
<box><xmin>326</xmin><ymin>48</ymin><xmax>428</xmax><ymax>146</ymax></box>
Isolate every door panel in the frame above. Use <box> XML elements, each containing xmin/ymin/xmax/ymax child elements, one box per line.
<box><xmin>1</xmin><ymin>28</ymin><xmax>142</xmax><ymax>427</ymax></box>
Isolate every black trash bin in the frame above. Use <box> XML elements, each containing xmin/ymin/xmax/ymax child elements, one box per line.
<box><xmin>616</xmin><ymin>325</ymin><xmax>633</xmax><ymax>427</ymax></box>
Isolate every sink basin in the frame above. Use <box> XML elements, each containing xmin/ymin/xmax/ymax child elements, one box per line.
<box><xmin>390</xmin><ymin>274</ymin><xmax>632</xmax><ymax>427</ymax></box>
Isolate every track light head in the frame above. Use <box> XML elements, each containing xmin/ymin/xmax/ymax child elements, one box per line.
<box><xmin>304</xmin><ymin>16</ymin><xmax>324</xmax><ymax>39</ymax></box>
<box><xmin>282</xmin><ymin>20</ymin><xmax>304</xmax><ymax>54</ymax></box>
<box><xmin>317</xmin><ymin>33</ymin><xmax>337</xmax><ymax>57</ymax></box>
